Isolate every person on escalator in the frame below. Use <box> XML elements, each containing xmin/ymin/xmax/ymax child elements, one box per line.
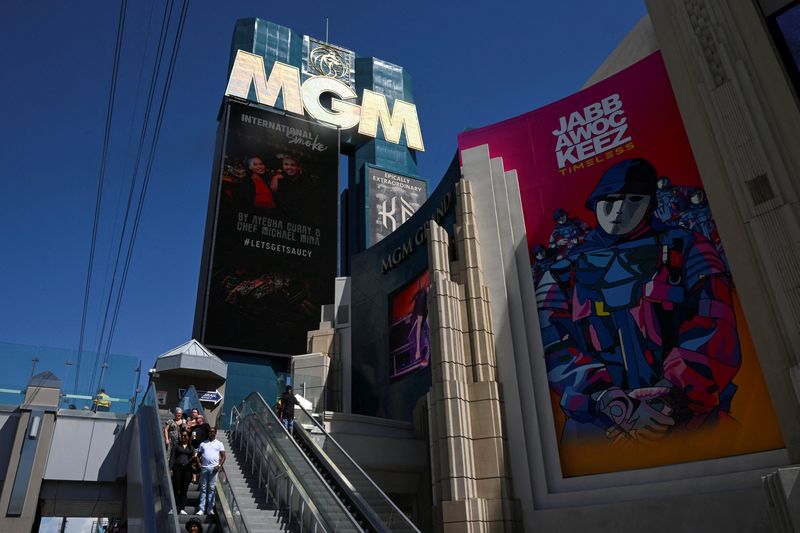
<box><xmin>169</xmin><ymin>430</ymin><xmax>195</xmax><ymax>515</ymax></box>
<box><xmin>190</xmin><ymin>414</ymin><xmax>210</xmax><ymax>449</ymax></box>
<box><xmin>196</xmin><ymin>427</ymin><xmax>225</xmax><ymax>516</ymax></box>
<box><xmin>164</xmin><ymin>407</ymin><xmax>185</xmax><ymax>452</ymax></box>
<box><xmin>184</xmin><ymin>408</ymin><xmax>200</xmax><ymax>431</ymax></box>
<box><xmin>185</xmin><ymin>517</ymin><xmax>203</xmax><ymax>533</ymax></box>
<box><xmin>279</xmin><ymin>385</ymin><xmax>298</xmax><ymax>435</ymax></box>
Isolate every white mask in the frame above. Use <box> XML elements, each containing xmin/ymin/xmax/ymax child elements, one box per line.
<box><xmin>595</xmin><ymin>194</ymin><xmax>651</xmax><ymax>235</ymax></box>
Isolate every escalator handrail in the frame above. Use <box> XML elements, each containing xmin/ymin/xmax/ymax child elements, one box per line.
<box><xmin>292</xmin><ymin>422</ymin><xmax>387</xmax><ymax>532</ymax></box>
<box><xmin>138</xmin><ymin>383</ymin><xmax>180</xmax><ymax>532</ymax></box>
<box><xmin>215</xmin><ymin>462</ymin><xmax>248</xmax><ymax>533</ymax></box>
<box><xmin>294</xmin><ymin>404</ymin><xmax>420</xmax><ymax>531</ymax></box>
<box><xmin>234</xmin><ymin>393</ymin><xmax>363</xmax><ymax>532</ymax></box>
<box><xmin>235</xmin><ymin>399</ymin><xmax>359</xmax><ymax>532</ymax></box>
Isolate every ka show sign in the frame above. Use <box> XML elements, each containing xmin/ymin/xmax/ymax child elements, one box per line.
<box><xmin>226</xmin><ymin>49</ymin><xmax>425</xmax><ymax>152</ymax></box>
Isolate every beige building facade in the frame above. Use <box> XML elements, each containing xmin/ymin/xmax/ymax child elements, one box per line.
<box><xmin>302</xmin><ymin>1</ymin><xmax>800</xmax><ymax>531</ymax></box>
<box><xmin>453</xmin><ymin>1</ymin><xmax>800</xmax><ymax>531</ymax></box>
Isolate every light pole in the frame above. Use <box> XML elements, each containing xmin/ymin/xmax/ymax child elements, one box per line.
<box><xmin>131</xmin><ymin>360</ymin><xmax>142</xmax><ymax>413</ymax></box>
<box><xmin>63</xmin><ymin>359</ymin><xmax>73</xmax><ymax>408</ymax></box>
<box><xmin>29</xmin><ymin>356</ymin><xmax>40</xmax><ymax>381</ymax></box>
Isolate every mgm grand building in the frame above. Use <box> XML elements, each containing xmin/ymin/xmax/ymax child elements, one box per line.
<box><xmin>182</xmin><ymin>0</ymin><xmax>800</xmax><ymax>531</ymax></box>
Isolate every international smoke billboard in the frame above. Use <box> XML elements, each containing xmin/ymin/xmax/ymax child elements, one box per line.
<box><xmin>388</xmin><ymin>269</ymin><xmax>430</xmax><ymax>379</ymax></box>
<box><xmin>199</xmin><ymin>100</ymin><xmax>338</xmax><ymax>355</ymax></box>
<box><xmin>458</xmin><ymin>52</ymin><xmax>783</xmax><ymax>476</ymax></box>
<box><xmin>367</xmin><ymin>165</ymin><xmax>427</xmax><ymax>246</ymax></box>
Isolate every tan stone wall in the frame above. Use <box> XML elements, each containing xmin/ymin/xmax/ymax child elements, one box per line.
<box><xmin>427</xmin><ymin>181</ymin><xmax>520</xmax><ymax>532</ymax></box>
<box><xmin>646</xmin><ymin>0</ymin><xmax>800</xmax><ymax>459</ymax></box>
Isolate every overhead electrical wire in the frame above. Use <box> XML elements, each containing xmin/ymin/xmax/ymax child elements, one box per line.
<box><xmin>87</xmin><ymin>0</ymin><xmax>176</xmax><ymax>395</ymax></box>
<box><xmin>96</xmin><ymin>0</ymin><xmax>191</xmax><ymax>393</ymax></box>
<box><xmin>74</xmin><ymin>0</ymin><xmax>128</xmax><ymax>394</ymax></box>
<box><xmin>93</xmin><ymin>0</ymin><xmax>158</xmax><ymax>352</ymax></box>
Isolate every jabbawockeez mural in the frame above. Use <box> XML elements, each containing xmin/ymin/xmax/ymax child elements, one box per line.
<box><xmin>458</xmin><ymin>52</ymin><xmax>783</xmax><ymax>476</ymax></box>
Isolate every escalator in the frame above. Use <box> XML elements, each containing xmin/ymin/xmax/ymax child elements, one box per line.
<box><xmin>228</xmin><ymin>392</ymin><xmax>419</xmax><ymax>532</ymax></box>
<box><xmin>228</xmin><ymin>393</ymin><xmax>362</xmax><ymax>531</ymax></box>
<box><xmin>128</xmin><ymin>384</ymin><xmax>180</xmax><ymax>532</ymax></box>
<box><xmin>133</xmin><ymin>385</ymin><xmax>230</xmax><ymax>533</ymax></box>
<box><xmin>291</xmin><ymin>407</ymin><xmax>419</xmax><ymax>532</ymax></box>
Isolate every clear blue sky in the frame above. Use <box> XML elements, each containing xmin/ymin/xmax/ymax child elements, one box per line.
<box><xmin>0</xmin><ymin>1</ymin><xmax>647</xmax><ymax>381</ymax></box>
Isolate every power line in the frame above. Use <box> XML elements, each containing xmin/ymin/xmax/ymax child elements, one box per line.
<box><xmin>94</xmin><ymin>0</ymin><xmax>158</xmax><ymax>349</ymax></box>
<box><xmin>97</xmin><ymin>0</ymin><xmax>191</xmax><ymax>392</ymax></box>
<box><xmin>75</xmin><ymin>0</ymin><xmax>128</xmax><ymax>394</ymax></box>
<box><xmin>88</xmin><ymin>0</ymin><xmax>176</xmax><ymax>396</ymax></box>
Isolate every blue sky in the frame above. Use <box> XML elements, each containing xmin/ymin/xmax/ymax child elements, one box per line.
<box><xmin>0</xmin><ymin>1</ymin><xmax>647</xmax><ymax>389</ymax></box>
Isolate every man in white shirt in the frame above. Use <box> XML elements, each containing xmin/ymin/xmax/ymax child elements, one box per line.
<box><xmin>196</xmin><ymin>427</ymin><xmax>225</xmax><ymax>516</ymax></box>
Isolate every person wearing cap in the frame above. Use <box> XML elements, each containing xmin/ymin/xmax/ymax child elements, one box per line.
<box><xmin>537</xmin><ymin>158</ymin><xmax>740</xmax><ymax>444</ymax></box>
<box><xmin>279</xmin><ymin>385</ymin><xmax>298</xmax><ymax>435</ymax></box>
<box><xmin>531</xmin><ymin>243</ymin><xmax>556</xmax><ymax>287</ymax></box>
<box><xmin>548</xmin><ymin>207</ymin><xmax>590</xmax><ymax>260</ymax></box>
<box><xmin>678</xmin><ymin>187</ymin><xmax>729</xmax><ymax>270</ymax></box>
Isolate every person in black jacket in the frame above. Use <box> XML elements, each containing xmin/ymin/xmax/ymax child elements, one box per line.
<box><xmin>169</xmin><ymin>431</ymin><xmax>196</xmax><ymax>514</ymax></box>
<box><xmin>190</xmin><ymin>415</ymin><xmax>211</xmax><ymax>449</ymax></box>
<box><xmin>279</xmin><ymin>385</ymin><xmax>298</xmax><ymax>435</ymax></box>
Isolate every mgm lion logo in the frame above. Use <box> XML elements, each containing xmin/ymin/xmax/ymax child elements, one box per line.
<box><xmin>309</xmin><ymin>44</ymin><xmax>349</xmax><ymax>80</ymax></box>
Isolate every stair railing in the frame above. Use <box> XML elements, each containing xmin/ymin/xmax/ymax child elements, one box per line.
<box><xmin>132</xmin><ymin>384</ymin><xmax>180</xmax><ymax>532</ymax></box>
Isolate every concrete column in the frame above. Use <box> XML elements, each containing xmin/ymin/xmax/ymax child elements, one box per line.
<box><xmin>429</xmin><ymin>221</ymin><xmax>477</xmax><ymax>507</ymax></box>
<box><xmin>0</xmin><ymin>372</ymin><xmax>61</xmax><ymax>532</ymax></box>
<box><xmin>427</xmin><ymin>180</ymin><xmax>520</xmax><ymax>532</ymax></box>
<box><xmin>305</xmin><ymin>308</ymin><xmax>340</xmax><ymax>412</ymax></box>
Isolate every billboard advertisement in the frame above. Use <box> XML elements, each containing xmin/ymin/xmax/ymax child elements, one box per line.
<box><xmin>349</xmin><ymin>157</ymin><xmax>459</xmax><ymax>421</ymax></box>
<box><xmin>201</xmin><ymin>101</ymin><xmax>339</xmax><ymax>355</ymax></box>
<box><xmin>388</xmin><ymin>269</ymin><xmax>431</xmax><ymax>379</ymax></box>
<box><xmin>458</xmin><ymin>52</ymin><xmax>783</xmax><ymax>476</ymax></box>
<box><xmin>367</xmin><ymin>166</ymin><xmax>427</xmax><ymax>246</ymax></box>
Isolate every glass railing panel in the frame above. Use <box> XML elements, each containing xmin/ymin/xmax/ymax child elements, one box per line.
<box><xmin>0</xmin><ymin>388</ymin><xmax>24</xmax><ymax>406</ymax></box>
<box><xmin>293</xmin><ymin>406</ymin><xmax>419</xmax><ymax>532</ymax></box>
<box><xmin>216</xmin><ymin>466</ymin><xmax>247</xmax><ymax>533</ymax></box>
<box><xmin>138</xmin><ymin>384</ymin><xmax>180</xmax><ymax>532</ymax></box>
<box><xmin>235</xmin><ymin>393</ymin><xmax>362</xmax><ymax>532</ymax></box>
<box><xmin>0</xmin><ymin>341</ymin><xmax>139</xmax><ymax>413</ymax></box>
<box><xmin>177</xmin><ymin>385</ymin><xmax>206</xmax><ymax>417</ymax></box>
<box><xmin>292</xmin><ymin>369</ymin><xmax>328</xmax><ymax>412</ymax></box>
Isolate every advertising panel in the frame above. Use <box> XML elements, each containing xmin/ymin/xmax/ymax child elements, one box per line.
<box><xmin>458</xmin><ymin>52</ymin><xmax>783</xmax><ymax>476</ymax></box>
<box><xmin>201</xmin><ymin>101</ymin><xmax>338</xmax><ymax>355</ymax></box>
<box><xmin>349</xmin><ymin>157</ymin><xmax>459</xmax><ymax>421</ymax></box>
<box><xmin>367</xmin><ymin>166</ymin><xmax>427</xmax><ymax>246</ymax></box>
<box><xmin>388</xmin><ymin>269</ymin><xmax>431</xmax><ymax>379</ymax></box>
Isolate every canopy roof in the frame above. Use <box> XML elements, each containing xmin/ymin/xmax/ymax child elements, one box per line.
<box><xmin>154</xmin><ymin>339</ymin><xmax>227</xmax><ymax>380</ymax></box>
